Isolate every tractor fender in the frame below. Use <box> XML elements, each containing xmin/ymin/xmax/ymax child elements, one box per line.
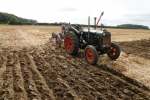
<box><xmin>68</xmin><ymin>28</ymin><xmax>80</xmax><ymax>37</ymax></box>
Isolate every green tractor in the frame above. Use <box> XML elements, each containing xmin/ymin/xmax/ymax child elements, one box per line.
<box><xmin>57</xmin><ymin>13</ymin><xmax>120</xmax><ymax>65</ymax></box>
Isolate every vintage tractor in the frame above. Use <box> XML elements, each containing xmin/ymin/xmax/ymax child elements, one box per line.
<box><xmin>57</xmin><ymin>12</ymin><xmax>120</xmax><ymax>65</ymax></box>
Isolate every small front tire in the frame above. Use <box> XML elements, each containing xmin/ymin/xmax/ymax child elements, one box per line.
<box><xmin>84</xmin><ymin>45</ymin><xmax>98</xmax><ymax>65</ymax></box>
<box><xmin>107</xmin><ymin>42</ymin><xmax>120</xmax><ymax>60</ymax></box>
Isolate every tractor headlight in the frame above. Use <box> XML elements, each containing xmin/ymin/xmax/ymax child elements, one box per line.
<box><xmin>103</xmin><ymin>33</ymin><xmax>105</xmax><ymax>36</ymax></box>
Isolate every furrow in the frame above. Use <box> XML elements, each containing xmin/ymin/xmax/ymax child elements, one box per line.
<box><xmin>26</xmin><ymin>53</ymin><xmax>55</xmax><ymax>100</ymax></box>
<box><xmin>31</xmin><ymin>50</ymin><xmax>82</xmax><ymax>100</ymax></box>
<box><xmin>12</xmin><ymin>53</ymin><xmax>28</xmax><ymax>100</ymax></box>
<box><xmin>40</xmin><ymin>49</ymin><xmax>107</xmax><ymax>99</ymax></box>
<box><xmin>52</xmin><ymin>57</ymin><xmax>119</xmax><ymax>100</ymax></box>
<box><xmin>1</xmin><ymin>53</ymin><xmax>14</xmax><ymax>99</ymax></box>
<box><xmin>67</xmin><ymin>59</ymin><xmax>132</xmax><ymax>99</ymax></box>
<box><xmin>72</xmin><ymin>56</ymin><xmax>149</xmax><ymax>99</ymax></box>
<box><xmin>52</xmin><ymin>47</ymin><xmax>149</xmax><ymax>99</ymax></box>
<box><xmin>0</xmin><ymin>56</ymin><xmax>7</xmax><ymax>100</ymax></box>
<box><xmin>19</xmin><ymin>52</ymin><xmax>42</xmax><ymax>100</ymax></box>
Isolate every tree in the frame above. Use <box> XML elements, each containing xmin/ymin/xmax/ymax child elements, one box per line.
<box><xmin>0</xmin><ymin>12</ymin><xmax>37</xmax><ymax>25</ymax></box>
<box><xmin>117</xmin><ymin>24</ymin><xmax>149</xmax><ymax>29</ymax></box>
<box><xmin>8</xmin><ymin>17</ymin><xmax>22</xmax><ymax>25</ymax></box>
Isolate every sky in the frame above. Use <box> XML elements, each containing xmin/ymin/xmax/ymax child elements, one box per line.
<box><xmin>0</xmin><ymin>0</ymin><xmax>150</xmax><ymax>28</ymax></box>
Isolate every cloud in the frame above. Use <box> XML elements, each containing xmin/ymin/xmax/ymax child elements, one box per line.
<box><xmin>96</xmin><ymin>11</ymin><xmax>150</xmax><ymax>28</ymax></box>
<box><xmin>59</xmin><ymin>7</ymin><xmax>78</xmax><ymax>12</ymax></box>
<box><xmin>117</xmin><ymin>12</ymin><xmax>150</xmax><ymax>27</ymax></box>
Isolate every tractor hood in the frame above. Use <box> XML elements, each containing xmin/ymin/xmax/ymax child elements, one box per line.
<box><xmin>83</xmin><ymin>28</ymin><xmax>111</xmax><ymax>36</ymax></box>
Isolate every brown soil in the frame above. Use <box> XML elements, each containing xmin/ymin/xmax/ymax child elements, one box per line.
<box><xmin>0</xmin><ymin>26</ymin><xmax>150</xmax><ymax>100</ymax></box>
<box><xmin>118</xmin><ymin>38</ymin><xmax>150</xmax><ymax>60</ymax></box>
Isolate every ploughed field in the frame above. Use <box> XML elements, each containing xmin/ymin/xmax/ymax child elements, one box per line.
<box><xmin>0</xmin><ymin>25</ymin><xmax>150</xmax><ymax>100</ymax></box>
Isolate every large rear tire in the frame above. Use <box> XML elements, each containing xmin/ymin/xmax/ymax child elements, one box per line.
<box><xmin>107</xmin><ymin>42</ymin><xmax>120</xmax><ymax>60</ymax></box>
<box><xmin>64</xmin><ymin>32</ymin><xmax>79</xmax><ymax>55</ymax></box>
<box><xmin>84</xmin><ymin>45</ymin><xmax>98</xmax><ymax>65</ymax></box>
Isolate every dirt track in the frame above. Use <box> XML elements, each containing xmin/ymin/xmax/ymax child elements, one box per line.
<box><xmin>0</xmin><ymin>26</ymin><xmax>150</xmax><ymax>100</ymax></box>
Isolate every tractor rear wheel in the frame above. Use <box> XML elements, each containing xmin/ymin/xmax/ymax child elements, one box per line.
<box><xmin>107</xmin><ymin>42</ymin><xmax>120</xmax><ymax>60</ymax></box>
<box><xmin>84</xmin><ymin>45</ymin><xmax>98</xmax><ymax>65</ymax></box>
<box><xmin>64</xmin><ymin>32</ymin><xmax>79</xmax><ymax>55</ymax></box>
<box><xmin>56</xmin><ymin>34</ymin><xmax>62</xmax><ymax>47</ymax></box>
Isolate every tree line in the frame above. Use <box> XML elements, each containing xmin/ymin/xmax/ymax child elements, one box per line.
<box><xmin>0</xmin><ymin>12</ymin><xmax>37</xmax><ymax>25</ymax></box>
<box><xmin>117</xmin><ymin>24</ymin><xmax>149</xmax><ymax>29</ymax></box>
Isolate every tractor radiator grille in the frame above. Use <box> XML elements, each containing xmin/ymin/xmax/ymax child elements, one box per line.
<box><xmin>100</xmin><ymin>36</ymin><xmax>111</xmax><ymax>45</ymax></box>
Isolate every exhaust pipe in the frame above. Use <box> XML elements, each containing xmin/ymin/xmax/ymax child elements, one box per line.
<box><xmin>94</xmin><ymin>17</ymin><xmax>97</xmax><ymax>30</ymax></box>
<box><xmin>88</xmin><ymin>16</ymin><xmax>90</xmax><ymax>44</ymax></box>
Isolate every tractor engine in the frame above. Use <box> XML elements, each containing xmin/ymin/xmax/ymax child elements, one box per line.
<box><xmin>80</xmin><ymin>29</ymin><xmax>111</xmax><ymax>54</ymax></box>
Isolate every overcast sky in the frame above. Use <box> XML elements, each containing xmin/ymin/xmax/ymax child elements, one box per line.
<box><xmin>0</xmin><ymin>0</ymin><xmax>150</xmax><ymax>28</ymax></box>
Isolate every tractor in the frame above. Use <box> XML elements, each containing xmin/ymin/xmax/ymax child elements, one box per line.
<box><xmin>56</xmin><ymin>12</ymin><xmax>120</xmax><ymax>65</ymax></box>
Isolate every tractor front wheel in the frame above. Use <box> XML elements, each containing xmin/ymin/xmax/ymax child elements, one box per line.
<box><xmin>84</xmin><ymin>45</ymin><xmax>98</xmax><ymax>65</ymax></box>
<box><xmin>107</xmin><ymin>42</ymin><xmax>120</xmax><ymax>60</ymax></box>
